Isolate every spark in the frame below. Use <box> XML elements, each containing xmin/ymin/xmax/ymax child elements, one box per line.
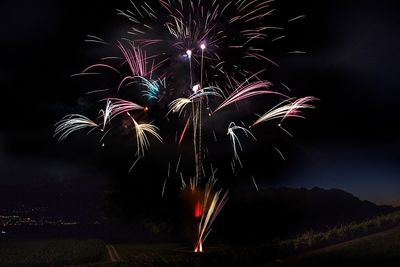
<box><xmin>251</xmin><ymin>96</ymin><xmax>317</xmax><ymax>127</ymax></box>
<box><xmin>85</xmin><ymin>89</ymin><xmax>110</xmax><ymax>95</ymax></box>
<box><xmin>251</xmin><ymin>175</ymin><xmax>259</xmax><ymax>191</ymax></box>
<box><xmin>194</xmin><ymin>178</ymin><xmax>229</xmax><ymax>253</ymax></box>
<box><xmin>161</xmin><ymin>178</ymin><xmax>168</xmax><ymax>197</ymax></box>
<box><xmin>176</xmin><ymin>154</ymin><xmax>182</xmax><ymax>173</ymax></box>
<box><xmin>288</xmin><ymin>15</ymin><xmax>306</xmax><ymax>23</ymax></box>
<box><xmin>192</xmin><ymin>84</ymin><xmax>201</xmax><ymax>92</ymax></box>
<box><xmin>227</xmin><ymin>122</ymin><xmax>256</xmax><ymax>164</ymax></box>
<box><xmin>54</xmin><ymin>114</ymin><xmax>98</xmax><ymax>141</ymax></box>
<box><xmin>85</xmin><ymin>35</ymin><xmax>109</xmax><ymax>46</ymax></box>
<box><xmin>272</xmin><ymin>35</ymin><xmax>286</xmax><ymax>42</ymax></box>
<box><xmin>178</xmin><ymin>118</ymin><xmax>191</xmax><ymax>145</ymax></box>
<box><xmin>287</xmin><ymin>51</ymin><xmax>307</xmax><ymax>54</ymax></box>
<box><xmin>281</xmin><ymin>82</ymin><xmax>292</xmax><ymax>92</ymax></box>
<box><xmin>117</xmin><ymin>42</ymin><xmax>165</xmax><ymax>91</ymax></box>
<box><xmin>273</xmin><ymin>146</ymin><xmax>286</xmax><ymax>161</ymax></box>
<box><xmin>102</xmin><ymin>98</ymin><xmax>145</xmax><ymax>121</ymax></box>
<box><xmin>180</xmin><ymin>173</ymin><xmax>186</xmax><ymax>190</ymax></box>
<box><xmin>213</xmin><ymin>80</ymin><xmax>287</xmax><ymax>113</ymax></box>
<box><xmin>186</xmin><ymin>49</ymin><xmax>192</xmax><ymax>58</ymax></box>
<box><xmin>137</xmin><ymin>76</ymin><xmax>162</xmax><ymax>101</ymax></box>
<box><xmin>99</xmin><ymin>99</ymin><xmax>113</xmax><ymax>131</ymax></box>
<box><xmin>128</xmin><ymin>115</ymin><xmax>163</xmax><ymax>157</ymax></box>
<box><xmin>129</xmin><ymin>156</ymin><xmax>142</xmax><ymax>172</ymax></box>
<box><xmin>168</xmin><ymin>86</ymin><xmax>223</xmax><ymax>116</ymax></box>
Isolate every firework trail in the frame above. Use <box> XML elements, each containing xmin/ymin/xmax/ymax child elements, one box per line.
<box><xmin>213</xmin><ymin>80</ymin><xmax>288</xmax><ymax>114</ymax></box>
<box><xmin>106</xmin><ymin>98</ymin><xmax>145</xmax><ymax>120</ymax></box>
<box><xmin>99</xmin><ymin>99</ymin><xmax>113</xmax><ymax>131</ymax></box>
<box><xmin>167</xmin><ymin>86</ymin><xmax>223</xmax><ymax>116</ymax></box>
<box><xmin>194</xmin><ymin>177</ymin><xmax>229</xmax><ymax>253</ymax></box>
<box><xmin>127</xmin><ymin>114</ymin><xmax>163</xmax><ymax>157</ymax></box>
<box><xmin>54</xmin><ymin>114</ymin><xmax>98</xmax><ymax>141</ymax></box>
<box><xmin>227</xmin><ymin>122</ymin><xmax>256</xmax><ymax>166</ymax></box>
<box><xmin>251</xmin><ymin>96</ymin><xmax>318</xmax><ymax>127</ymax></box>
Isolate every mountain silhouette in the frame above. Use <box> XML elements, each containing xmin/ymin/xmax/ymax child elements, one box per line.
<box><xmin>213</xmin><ymin>187</ymin><xmax>396</xmax><ymax>242</ymax></box>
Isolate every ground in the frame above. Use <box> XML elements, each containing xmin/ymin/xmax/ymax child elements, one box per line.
<box><xmin>1</xmin><ymin>227</ymin><xmax>400</xmax><ymax>266</ymax></box>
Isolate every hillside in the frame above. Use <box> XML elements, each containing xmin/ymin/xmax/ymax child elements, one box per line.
<box><xmin>213</xmin><ymin>187</ymin><xmax>396</xmax><ymax>242</ymax></box>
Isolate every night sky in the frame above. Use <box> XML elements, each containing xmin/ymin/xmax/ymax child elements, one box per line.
<box><xmin>0</xmin><ymin>0</ymin><xmax>399</xmax><ymax>220</ymax></box>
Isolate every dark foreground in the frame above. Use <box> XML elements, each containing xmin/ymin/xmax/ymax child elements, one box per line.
<box><xmin>269</xmin><ymin>226</ymin><xmax>400</xmax><ymax>267</ymax></box>
<box><xmin>1</xmin><ymin>227</ymin><xmax>400</xmax><ymax>267</ymax></box>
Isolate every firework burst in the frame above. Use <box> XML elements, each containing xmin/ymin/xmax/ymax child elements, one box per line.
<box><xmin>55</xmin><ymin>0</ymin><xmax>317</xmax><ymax>253</ymax></box>
<box><xmin>54</xmin><ymin>114</ymin><xmax>98</xmax><ymax>141</ymax></box>
<box><xmin>227</xmin><ymin>122</ymin><xmax>256</xmax><ymax>166</ymax></box>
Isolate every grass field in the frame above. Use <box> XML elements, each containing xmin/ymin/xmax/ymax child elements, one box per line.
<box><xmin>0</xmin><ymin>239</ymin><xmax>107</xmax><ymax>267</ymax></box>
<box><xmin>106</xmin><ymin>243</ymin><xmax>235</xmax><ymax>267</ymax></box>
<box><xmin>275</xmin><ymin>226</ymin><xmax>400</xmax><ymax>267</ymax></box>
<box><xmin>2</xmin><ymin>217</ymin><xmax>400</xmax><ymax>267</ymax></box>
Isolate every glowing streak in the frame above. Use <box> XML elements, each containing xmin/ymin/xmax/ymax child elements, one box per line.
<box><xmin>136</xmin><ymin>76</ymin><xmax>161</xmax><ymax>101</ymax></box>
<box><xmin>167</xmin><ymin>86</ymin><xmax>223</xmax><ymax>116</ymax></box>
<box><xmin>180</xmin><ymin>173</ymin><xmax>186</xmax><ymax>190</ymax></box>
<box><xmin>85</xmin><ymin>35</ymin><xmax>109</xmax><ymax>45</ymax></box>
<box><xmin>118</xmin><ymin>42</ymin><xmax>148</xmax><ymax>76</ymax></box>
<box><xmin>129</xmin><ymin>156</ymin><xmax>142</xmax><ymax>172</ymax></box>
<box><xmin>54</xmin><ymin>114</ymin><xmax>98</xmax><ymax>141</ymax></box>
<box><xmin>117</xmin><ymin>43</ymin><xmax>166</xmax><ymax>91</ymax></box>
<box><xmin>251</xmin><ymin>175</ymin><xmax>259</xmax><ymax>191</ymax></box>
<box><xmin>161</xmin><ymin>178</ymin><xmax>167</xmax><ymax>197</ymax></box>
<box><xmin>195</xmin><ymin>178</ymin><xmax>229</xmax><ymax>253</ymax></box>
<box><xmin>188</xmin><ymin>50</ymin><xmax>193</xmax><ymax>88</ymax></box>
<box><xmin>179</xmin><ymin>118</ymin><xmax>191</xmax><ymax>145</ymax></box>
<box><xmin>128</xmin><ymin>114</ymin><xmax>163</xmax><ymax>157</ymax></box>
<box><xmin>288</xmin><ymin>15</ymin><xmax>306</xmax><ymax>22</ymax></box>
<box><xmin>281</xmin><ymin>82</ymin><xmax>291</xmax><ymax>92</ymax></box>
<box><xmin>214</xmin><ymin>80</ymin><xmax>287</xmax><ymax>113</ymax></box>
<box><xmin>82</xmin><ymin>64</ymin><xmax>121</xmax><ymax>75</ymax></box>
<box><xmin>176</xmin><ymin>155</ymin><xmax>181</xmax><ymax>173</ymax></box>
<box><xmin>251</xmin><ymin>96</ymin><xmax>317</xmax><ymax>127</ymax></box>
<box><xmin>99</xmin><ymin>99</ymin><xmax>113</xmax><ymax>131</ymax></box>
<box><xmin>186</xmin><ymin>49</ymin><xmax>192</xmax><ymax>58</ymax></box>
<box><xmin>227</xmin><ymin>122</ymin><xmax>256</xmax><ymax>164</ymax></box>
<box><xmin>273</xmin><ymin>146</ymin><xmax>286</xmax><ymax>161</ymax></box>
<box><xmin>168</xmin><ymin>98</ymin><xmax>192</xmax><ymax>117</ymax></box>
<box><xmin>104</xmin><ymin>98</ymin><xmax>144</xmax><ymax>120</ymax></box>
<box><xmin>194</xmin><ymin>201</ymin><xmax>203</xmax><ymax>218</ymax></box>
<box><xmin>85</xmin><ymin>89</ymin><xmax>110</xmax><ymax>95</ymax></box>
<box><xmin>99</xmin><ymin>128</ymin><xmax>112</xmax><ymax>144</ymax></box>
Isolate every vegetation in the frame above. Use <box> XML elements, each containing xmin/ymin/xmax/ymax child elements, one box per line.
<box><xmin>0</xmin><ymin>239</ymin><xmax>106</xmax><ymax>267</ymax></box>
<box><xmin>278</xmin><ymin>226</ymin><xmax>400</xmax><ymax>267</ymax></box>
<box><xmin>279</xmin><ymin>209</ymin><xmax>400</xmax><ymax>253</ymax></box>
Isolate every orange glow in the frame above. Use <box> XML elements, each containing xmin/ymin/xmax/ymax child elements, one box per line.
<box><xmin>194</xmin><ymin>201</ymin><xmax>203</xmax><ymax>218</ymax></box>
<box><xmin>144</xmin><ymin>107</ymin><xmax>149</xmax><ymax>112</ymax></box>
<box><xmin>194</xmin><ymin>242</ymin><xmax>203</xmax><ymax>253</ymax></box>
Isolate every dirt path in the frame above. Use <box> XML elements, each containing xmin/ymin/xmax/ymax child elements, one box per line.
<box><xmin>106</xmin><ymin>244</ymin><xmax>122</xmax><ymax>262</ymax></box>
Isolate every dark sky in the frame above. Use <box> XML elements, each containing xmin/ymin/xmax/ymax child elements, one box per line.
<box><xmin>0</xmin><ymin>0</ymin><xmax>399</xmax><ymax>216</ymax></box>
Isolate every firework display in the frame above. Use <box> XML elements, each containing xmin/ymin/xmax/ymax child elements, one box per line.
<box><xmin>54</xmin><ymin>0</ymin><xmax>316</xmax><ymax>252</ymax></box>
